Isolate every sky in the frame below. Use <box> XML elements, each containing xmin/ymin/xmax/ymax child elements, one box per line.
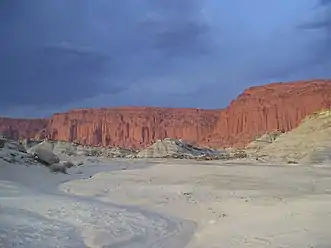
<box><xmin>0</xmin><ymin>0</ymin><xmax>331</xmax><ymax>117</ymax></box>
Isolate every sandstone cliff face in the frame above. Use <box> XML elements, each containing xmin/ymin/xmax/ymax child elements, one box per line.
<box><xmin>0</xmin><ymin>117</ymin><xmax>47</xmax><ymax>140</ymax></box>
<box><xmin>203</xmin><ymin>80</ymin><xmax>331</xmax><ymax>148</ymax></box>
<box><xmin>43</xmin><ymin>107</ymin><xmax>220</xmax><ymax>148</ymax></box>
<box><xmin>1</xmin><ymin>80</ymin><xmax>331</xmax><ymax>149</ymax></box>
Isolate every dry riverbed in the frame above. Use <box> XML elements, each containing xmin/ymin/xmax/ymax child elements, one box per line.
<box><xmin>62</xmin><ymin>160</ymin><xmax>331</xmax><ymax>248</ymax></box>
<box><xmin>1</xmin><ymin>158</ymin><xmax>331</xmax><ymax>247</ymax></box>
<box><xmin>0</xmin><ymin>159</ymin><xmax>194</xmax><ymax>248</ymax></box>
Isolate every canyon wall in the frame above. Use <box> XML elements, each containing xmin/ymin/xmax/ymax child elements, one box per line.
<box><xmin>1</xmin><ymin>79</ymin><xmax>331</xmax><ymax>148</ymax></box>
<box><xmin>203</xmin><ymin>80</ymin><xmax>331</xmax><ymax>148</ymax></box>
<box><xmin>42</xmin><ymin>107</ymin><xmax>220</xmax><ymax>148</ymax></box>
<box><xmin>0</xmin><ymin>117</ymin><xmax>47</xmax><ymax>140</ymax></box>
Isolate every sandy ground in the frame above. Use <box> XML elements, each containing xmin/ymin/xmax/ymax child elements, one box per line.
<box><xmin>63</xmin><ymin>160</ymin><xmax>331</xmax><ymax>248</ymax></box>
<box><xmin>1</xmin><ymin>158</ymin><xmax>331</xmax><ymax>247</ymax></box>
<box><xmin>0</xmin><ymin>158</ymin><xmax>194</xmax><ymax>248</ymax></box>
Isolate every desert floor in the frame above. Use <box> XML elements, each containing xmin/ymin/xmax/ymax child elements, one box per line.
<box><xmin>1</xmin><ymin>159</ymin><xmax>331</xmax><ymax>248</ymax></box>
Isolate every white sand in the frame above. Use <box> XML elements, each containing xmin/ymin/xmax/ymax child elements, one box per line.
<box><xmin>0</xmin><ymin>159</ymin><xmax>194</xmax><ymax>248</ymax></box>
<box><xmin>62</xmin><ymin>160</ymin><xmax>331</xmax><ymax>248</ymax></box>
<box><xmin>1</xmin><ymin>158</ymin><xmax>331</xmax><ymax>247</ymax></box>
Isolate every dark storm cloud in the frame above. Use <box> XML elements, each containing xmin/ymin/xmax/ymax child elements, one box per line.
<box><xmin>1</xmin><ymin>0</ymin><xmax>331</xmax><ymax>117</ymax></box>
<box><xmin>299</xmin><ymin>0</ymin><xmax>331</xmax><ymax>29</ymax></box>
<box><xmin>299</xmin><ymin>19</ymin><xmax>331</xmax><ymax>30</ymax></box>
<box><xmin>319</xmin><ymin>0</ymin><xmax>331</xmax><ymax>5</ymax></box>
<box><xmin>137</xmin><ymin>19</ymin><xmax>210</xmax><ymax>57</ymax></box>
<box><xmin>136</xmin><ymin>0</ymin><xmax>211</xmax><ymax>57</ymax></box>
<box><xmin>153</xmin><ymin>22</ymin><xmax>210</xmax><ymax>56</ymax></box>
<box><xmin>0</xmin><ymin>44</ymin><xmax>122</xmax><ymax>105</ymax></box>
<box><xmin>0</xmin><ymin>0</ymin><xmax>211</xmax><ymax>109</ymax></box>
<box><xmin>298</xmin><ymin>0</ymin><xmax>331</xmax><ymax>66</ymax></box>
<box><xmin>0</xmin><ymin>0</ymin><xmax>123</xmax><ymax>107</ymax></box>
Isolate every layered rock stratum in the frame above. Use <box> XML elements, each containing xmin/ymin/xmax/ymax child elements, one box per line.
<box><xmin>1</xmin><ymin>79</ymin><xmax>331</xmax><ymax>148</ymax></box>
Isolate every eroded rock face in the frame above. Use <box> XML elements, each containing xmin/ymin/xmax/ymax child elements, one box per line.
<box><xmin>0</xmin><ymin>118</ymin><xmax>47</xmax><ymax>140</ymax></box>
<box><xmin>203</xmin><ymin>80</ymin><xmax>331</xmax><ymax>148</ymax></box>
<box><xmin>42</xmin><ymin>107</ymin><xmax>220</xmax><ymax>149</ymax></box>
<box><xmin>1</xmin><ymin>80</ymin><xmax>331</xmax><ymax>149</ymax></box>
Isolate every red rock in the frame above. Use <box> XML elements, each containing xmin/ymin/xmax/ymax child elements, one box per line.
<box><xmin>203</xmin><ymin>79</ymin><xmax>331</xmax><ymax>148</ymax></box>
<box><xmin>0</xmin><ymin>117</ymin><xmax>47</xmax><ymax>140</ymax></box>
<box><xmin>1</xmin><ymin>79</ymin><xmax>331</xmax><ymax>149</ymax></box>
<box><xmin>43</xmin><ymin>107</ymin><xmax>220</xmax><ymax>148</ymax></box>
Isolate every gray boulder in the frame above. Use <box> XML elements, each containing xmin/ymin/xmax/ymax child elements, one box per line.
<box><xmin>27</xmin><ymin>141</ymin><xmax>59</xmax><ymax>166</ymax></box>
<box><xmin>28</xmin><ymin>140</ymin><xmax>54</xmax><ymax>153</ymax></box>
<box><xmin>61</xmin><ymin>161</ymin><xmax>75</xmax><ymax>168</ymax></box>
<box><xmin>49</xmin><ymin>163</ymin><xmax>67</xmax><ymax>174</ymax></box>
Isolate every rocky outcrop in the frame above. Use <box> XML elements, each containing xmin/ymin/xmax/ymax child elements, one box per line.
<box><xmin>1</xmin><ymin>80</ymin><xmax>331</xmax><ymax>149</ymax></box>
<box><xmin>41</xmin><ymin>107</ymin><xmax>220</xmax><ymax>148</ymax></box>
<box><xmin>22</xmin><ymin>139</ymin><xmax>137</xmax><ymax>158</ymax></box>
<box><xmin>0</xmin><ymin>117</ymin><xmax>47</xmax><ymax>140</ymax></box>
<box><xmin>0</xmin><ymin>138</ymin><xmax>37</xmax><ymax>165</ymax></box>
<box><xmin>136</xmin><ymin>138</ymin><xmax>225</xmax><ymax>159</ymax></box>
<box><xmin>77</xmin><ymin>146</ymin><xmax>136</xmax><ymax>158</ymax></box>
<box><xmin>203</xmin><ymin>80</ymin><xmax>331</xmax><ymax>148</ymax></box>
<box><xmin>0</xmin><ymin>138</ymin><xmax>78</xmax><ymax>174</ymax></box>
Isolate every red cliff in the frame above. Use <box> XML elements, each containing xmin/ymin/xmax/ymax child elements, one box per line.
<box><xmin>1</xmin><ymin>79</ymin><xmax>331</xmax><ymax>148</ymax></box>
<box><xmin>0</xmin><ymin>117</ymin><xmax>48</xmax><ymax>140</ymax></box>
<box><xmin>43</xmin><ymin>107</ymin><xmax>220</xmax><ymax>148</ymax></box>
<box><xmin>203</xmin><ymin>79</ymin><xmax>331</xmax><ymax>148</ymax></box>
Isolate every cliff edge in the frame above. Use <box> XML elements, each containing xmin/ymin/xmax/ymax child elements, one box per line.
<box><xmin>203</xmin><ymin>79</ymin><xmax>331</xmax><ymax>148</ymax></box>
<box><xmin>1</xmin><ymin>79</ymin><xmax>331</xmax><ymax>149</ymax></box>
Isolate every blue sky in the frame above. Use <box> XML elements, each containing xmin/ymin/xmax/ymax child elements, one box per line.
<box><xmin>1</xmin><ymin>0</ymin><xmax>330</xmax><ymax>117</ymax></box>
